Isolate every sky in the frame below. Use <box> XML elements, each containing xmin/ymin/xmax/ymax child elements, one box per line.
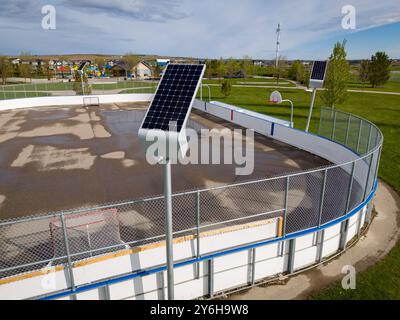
<box><xmin>0</xmin><ymin>0</ymin><xmax>399</xmax><ymax>59</ymax></box>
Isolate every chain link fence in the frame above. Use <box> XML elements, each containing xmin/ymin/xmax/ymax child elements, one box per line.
<box><xmin>0</xmin><ymin>79</ymin><xmax>158</xmax><ymax>100</ymax></box>
<box><xmin>0</xmin><ymin>107</ymin><xmax>383</xmax><ymax>287</ymax></box>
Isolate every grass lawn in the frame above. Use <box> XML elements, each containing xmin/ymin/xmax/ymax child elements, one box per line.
<box><xmin>203</xmin><ymin>78</ymin><xmax>296</xmax><ymax>87</ymax></box>
<box><xmin>202</xmin><ymin>83</ymin><xmax>400</xmax><ymax>300</ymax></box>
<box><xmin>346</xmin><ymin>72</ymin><xmax>400</xmax><ymax>93</ymax></box>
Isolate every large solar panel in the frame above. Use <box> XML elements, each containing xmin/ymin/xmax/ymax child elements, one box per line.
<box><xmin>140</xmin><ymin>64</ymin><xmax>205</xmax><ymax>132</ymax></box>
<box><xmin>311</xmin><ymin>61</ymin><xmax>328</xmax><ymax>80</ymax></box>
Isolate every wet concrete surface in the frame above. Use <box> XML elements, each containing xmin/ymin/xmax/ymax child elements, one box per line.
<box><xmin>0</xmin><ymin>102</ymin><xmax>329</xmax><ymax>220</ymax></box>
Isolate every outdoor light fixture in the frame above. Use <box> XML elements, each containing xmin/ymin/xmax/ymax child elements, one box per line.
<box><xmin>138</xmin><ymin>64</ymin><xmax>206</xmax><ymax>300</ymax></box>
<box><xmin>77</xmin><ymin>61</ymin><xmax>89</xmax><ymax>95</ymax></box>
<box><xmin>269</xmin><ymin>90</ymin><xmax>294</xmax><ymax>128</ymax></box>
<box><xmin>306</xmin><ymin>60</ymin><xmax>328</xmax><ymax>132</ymax></box>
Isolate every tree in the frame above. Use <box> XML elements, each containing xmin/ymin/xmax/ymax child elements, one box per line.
<box><xmin>73</xmin><ymin>70</ymin><xmax>91</xmax><ymax>95</ymax></box>
<box><xmin>274</xmin><ymin>56</ymin><xmax>288</xmax><ymax>84</ymax></box>
<box><xmin>241</xmin><ymin>55</ymin><xmax>253</xmax><ymax>78</ymax></box>
<box><xmin>321</xmin><ymin>41</ymin><xmax>350</xmax><ymax>108</ymax></box>
<box><xmin>359</xmin><ymin>60</ymin><xmax>370</xmax><ymax>87</ymax></box>
<box><xmin>19</xmin><ymin>63</ymin><xmax>32</xmax><ymax>83</ymax></box>
<box><xmin>226</xmin><ymin>58</ymin><xmax>240</xmax><ymax>77</ymax></box>
<box><xmin>216</xmin><ymin>58</ymin><xmax>227</xmax><ymax>79</ymax></box>
<box><xmin>151</xmin><ymin>63</ymin><xmax>162</xmax><ymax>79</ymax></box>
<box><xmin>288</xmin><ymin>60</ymin><xmax>305</xmax><ymax>82</ymax></box>
<box><xmin>122</xmin><ymin>53</ymin><xmax>141</xmax><ymax>79</ymax></box>
<box><xmin>368</xmin><ymin>52</ymin><xmax>391</xmax><ymax>87</ymax></box>
<box><xmin>0</xmin><ymin>56</ymin><xmax>13</xmax><ymax>85</ymax></box>
<box><xmin>221</xmin><ymin>79</ymin><xmax>231</xmax><ymax>97</ymax></box>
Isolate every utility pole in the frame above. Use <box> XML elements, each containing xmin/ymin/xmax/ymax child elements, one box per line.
<box><xmin>275</xmin><ymin>23</ymin><xmax>281</xmax><ymax>85</ymax></box>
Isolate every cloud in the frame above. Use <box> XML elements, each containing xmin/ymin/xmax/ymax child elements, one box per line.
<box><xmin>0</xmin><ymin>0</ymin><xmax>399</xmax><ymax>58</ymax></box>
<box><xmin>63</xmin><ymin>0</ymin><xmax>190</xmax><ymax>22</ymax></box>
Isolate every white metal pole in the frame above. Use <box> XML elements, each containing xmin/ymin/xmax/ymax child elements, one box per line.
<box><xmin>164</xmin><ymin>159</ymin><xmax>174</xmax><ymax>300</ymax></box>
<box><xmin>282</xmin><ymin>99</ymin><xmax>294</xmax><ymax>128</ymax></box>
<box><xmin>306</xmin><ymin>88</ymin><xmax>317</xmax><ymax>132</ymax></box>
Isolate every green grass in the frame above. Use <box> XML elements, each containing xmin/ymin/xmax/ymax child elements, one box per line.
<box><xmin>200</xmin><ymin>84</ymin><xmax>400</xmax><ymax>191</ymax></box>
<box><xmin>204</xmin><ymin>83</ymin><xmax>400</xmax><ymax>300</ymax></box>
<box><xmin>203</xmin><ymin>78</ymin><xmax>296</xmax><ymax>87</ymax></box>
<box><xmin>346</xmin><ymin>73</ymin><xmax>400</xmax><ymax>93</ymax></box>
<box><xmin>310</xmin><ymin>240</ymin><xmax>400</xmax><ymax>300</ymax></box>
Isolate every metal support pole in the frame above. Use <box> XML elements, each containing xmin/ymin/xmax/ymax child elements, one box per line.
<box><xmin>164</xmin><ymin>159</ymin><xmax>174</xmax><ymax>300</ymax></box>
<box><xmin>345</xmin><ymin>161</ymin><xmax>356</xmax><ymax>213</ymax></box>
<box><xmin>365</xmin><ymin>203</ymin><xmax>373</xmax><ymax>224</ymax></box>
<box><xmin>345</xmin><ymin>114</ymin><xmax>351</xmax><ymax>145</ymax></box>
<box><xmin>363</xmin><ymin>153</ymin><xmax>375</xmax><ymax>201</ymax></box>
<box><xmin>287</xmin><ymin>239</ymin><xmax>296</xmax><ymax>274</ymax></box>
<box><xmin>60</xmin><ymin>213</ymin><xmax>76</xmax><ymax>291</ymax></box>
<box><xmin>283</xmin><ymin>176</ymin><xmax>290</xmax><ymax>236</ymax></box>
<box><xmin>200</xmin><ymin>80</ymin><xmax>203</xmax><ymax>100</ymax></box>
<box><xmin>99</xmin><ymin>285</ymin><xmax>111</xmax><ymax>300</ymax></box>
<box><xmin>208</xmin><ymin>259</ymin><xmax>214</xmax><ymax>298</ymax></box>
<box><xmin>316</xmin><ymin>230</ymin><xmax>325</xmax><ymax>263</ymax></box>
<box><xmin>356</xmin><ymin>209</ymin><xmax>363</xmax><ymax>237</ymax></box>
<box><xmin>339</xmin><ymin>220</ymin><xmax>349</xmax><ymax>251</ymax></box>
<box><xmin>195</xmin><ymin>191</ymin><xmax>201</xmax><ymax>279</ymax></box>
<box><xmin>373</xmin><ymin>146</ymin><xmax>382</xmax><ymax>185</ymax></box>
<box><xmin>282</xmin><ymin>99</ymin><xmax>294</xmax><ymax>128</ymax></box>
<box><xmin>366</xmin><ymin>124</ymin><xmax>372</xmax><ymax>153</ymax></box>
<box><xmin>306</xmin><ymin>88</ymin><xmax>317</xmax><ymax>132</ymax></box>
<box><xmin>318</xmin><ymin>170</ymin><xmax>328</xmax><ymax>226</ymax></box>
<box><xmin>356</xmin><ymin>120</ymin><xmax>363</xmax><ymax>153</ymax></box>
<box><xmin>331</xmin><ymin>111</ymin><xmax>337</xmax><ymax>140</ymax></box>
<box><xmin>250</xmin><ymin>248</ymin><xmax>256</xmax><ymax>285</ymax></box>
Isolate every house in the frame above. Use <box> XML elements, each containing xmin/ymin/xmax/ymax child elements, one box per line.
<box><xmin>110</xmin><ymin>62</ymin><xmax>126</xmax><ymax>77</ymax></box>
<box><xmin>133</xmin><ymin>61</ymin><xmax>152</xmax><ymax>79</ymax></box>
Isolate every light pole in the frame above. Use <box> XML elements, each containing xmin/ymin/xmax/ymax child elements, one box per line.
<box><xmin>163</xmin><ymin>157</ymin><xmax>174</xmax><ymax>300</ymax></box>
<box><xmin>270</xmin><ymin>90</ymin><xmax>294</xmax><ymax>128</ymax></box>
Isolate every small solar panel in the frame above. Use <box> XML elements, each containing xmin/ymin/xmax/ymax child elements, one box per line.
<box><xmin>141</xmin><ymin>64</ymin><xmax>205</xmax><ymax>132</ymax></box>
<box><xmin>311</xmin><ymin>61</ymin><xmax>328</xmax><ymax>80</ymax></box>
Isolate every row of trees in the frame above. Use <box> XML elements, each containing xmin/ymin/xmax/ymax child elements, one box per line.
<box><xmin>320</xmin><ymin>40</ymin><xmax>392</xmax><ymax>108</ymax></box>
<box><xmin>359</xmin><ymin>52</ymin><xmax>391</xmax><ymax>87</ymax></box>
<box><xmin>0</xmin><ymin>55</ymin><xmax>56</xmax><ymax>84</ymax></box>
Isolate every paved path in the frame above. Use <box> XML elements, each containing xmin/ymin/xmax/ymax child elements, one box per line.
<box><xmin>228</xmin><ymin>180</ymin><xmax>400</xmax><ymax>300</ymax></box>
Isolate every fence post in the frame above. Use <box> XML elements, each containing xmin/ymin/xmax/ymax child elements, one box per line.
<box><xmin>287</xmin><ymin>239</ymin><xmax>296</xmax><ymax>274</ymax></box>
<box><xmin>283</xmin><ymin>176</ymin><xmax>290</xmax><ymax>236</ymax></box>
<box><xmin>345</xmin><ymin>114</ymin><xmax>351</xmax><ymax>145</ymax></box>
<box><xmin>316</xmin><ymin>230</ymin><xmax>325</xmax><ymax>263</ymax></box>
<box><xmin>195</xmin><ymin>191</ymin><xmax>201</xmax><ymax>279</ymax></box>
<box><xmin>363</xmin><ymin>153</ymin><xmax>375</xmax><ymax>201</ymax></box>
<box><xmin>318</xmin><ymin>169</ymin><xmax>328</xmax><ymax>226</ymax></box>
<box><xmin>345</xmin><ymin>161</ymin><xmax>356</xmax><ymax>213</ymax></box>
<box><xmin>331</xmin><ymin>110</ymin><xmax>337</xmax><ymax>140</ymax></box>
<box><xmin>250</xmin><ymin>248</ymin><xmax>256</xmax><ymax>285</ymax></box>
<box><xmin>366</xmin><ymin>124</ymin><xmax>372</xmax><ymax>153</ymax></box>
<box><xmin>208</xmin><ymin>259</ymin><xmax>214</xmax><ymax>298</ymax></box>
<box><xmin>339</xmin><ymin>220</ymin><xmax>349</xmax><ymax>251</ymax></box>
<box><xmin>60</xmin><ymin>212</ymin><xmax>76</xmax><ymax>292</ymax></box>
<box><xmin>373</xmin><ymin>146</ymin><xmax>382</xmax><ymax>185</ymax></box>
<box><xmin>356</xmin><ymin>120</ymin><xmax>363</xmax><ymax>153</ymax></box>
<box><xmin>317</xmin><ymin>109</ymin><xmax>323</xmax><ymax>136</ymax></box>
